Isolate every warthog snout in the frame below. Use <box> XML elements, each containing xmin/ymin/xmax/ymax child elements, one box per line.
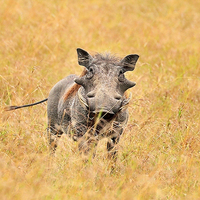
<box><xmin>86</xmin><ymin>90</ymin><xmax>123</xmax><ymax>115</ymax></box>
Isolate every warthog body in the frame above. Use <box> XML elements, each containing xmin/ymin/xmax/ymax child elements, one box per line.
<box><xmin>47</xmin><ymin>48</ymin><xmax>139</xmax><ymax>156</ymax></box>
<box><xmin>6</xmin><ymin>48</ymin><xmax>139</xmax><ymax>157</ymax></box>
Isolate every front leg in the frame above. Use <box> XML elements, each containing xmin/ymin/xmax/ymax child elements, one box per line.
<box><xmin>107</xmin><ymin>109</ymin><xmax>128</xmax><ymax>159</ymax></box>
<box><xmin>107</xmin><ymin>132</ymin><xmax>121</xmax><ymax>160</ymax></box>
<box><xmin>78</xmin><ymin>131</ymin><xmax>98</xmax><ymax>157</ymax></box>
<box><xmin>70</xmin><ymin>106</ymin><xmax>98</xmax><ymax>156</ymax></box>
<box><xmin>70</xmin><ymin>92</ymin><xmax>100</xmax><ymax>156</ymax></box>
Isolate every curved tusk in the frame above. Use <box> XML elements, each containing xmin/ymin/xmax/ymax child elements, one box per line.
<box><xmin>78</xmin><ymin>88</ymin><xmax>89</xmax><ymax>108</ymax></box>
<box><xmin>120</xmin><ymin>92</ymin><xmax>132</xmax><ymax>110</ymax></box>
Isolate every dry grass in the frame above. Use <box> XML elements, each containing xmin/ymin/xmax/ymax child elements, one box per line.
<box><xmin>0</xmin><ymin>0</ymin><xmax>200</xmax><ymax>199</ymax></box>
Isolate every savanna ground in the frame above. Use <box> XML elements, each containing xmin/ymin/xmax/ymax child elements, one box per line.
<box><xmin>0</xmin><ymin>0</ymin><xmax>200</xmax><ymax>199</ymax></box>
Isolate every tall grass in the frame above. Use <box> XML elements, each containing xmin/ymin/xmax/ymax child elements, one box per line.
<box><xmin>0</xmin><ymin>0</ymin><xmax>199</xmax><ymax>199</ymax></box>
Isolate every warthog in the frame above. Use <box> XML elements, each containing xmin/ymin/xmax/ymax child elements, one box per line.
<box><xmin>6</xmin><ymin>48</ymin><xmax>139</xmax><ymax>157</ymax></box>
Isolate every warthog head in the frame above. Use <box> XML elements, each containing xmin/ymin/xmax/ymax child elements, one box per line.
<box><xmin>75</xmin><ymin>48</ymin><xmax>139</xmax><ymax>120</ymax></box>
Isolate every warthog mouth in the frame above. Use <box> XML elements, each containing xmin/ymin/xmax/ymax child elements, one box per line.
<box><xmin>100</xmin><ymin>112</ymin><xmax>115</xmax><ymax>120</ymax></box>
<box><xmin>89</xmin><ymin>111</ymin><xmax>115</xmax><ymax>121</ymax></box>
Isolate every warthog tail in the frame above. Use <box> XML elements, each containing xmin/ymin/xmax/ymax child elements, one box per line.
<box><xmin>5</xmin><ymin>98</ymin><xmax>48</xmax><ymax>111</ymax></box>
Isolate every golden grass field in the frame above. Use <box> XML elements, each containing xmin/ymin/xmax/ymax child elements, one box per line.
<box><xmin>0</xmin><ymin>0</ymin><xmax>200</xmax><ymax>199</ymax></box>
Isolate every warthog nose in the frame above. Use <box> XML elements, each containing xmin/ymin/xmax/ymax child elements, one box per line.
<box><xmin>87</xmin><ymin>91</ymin><xmax>95</xmax><ymax>98</ymax></box>
<box><xmin>114</xmin><ymin>94</ymin><xmax>122</xmax><ymax>101</ymax></box>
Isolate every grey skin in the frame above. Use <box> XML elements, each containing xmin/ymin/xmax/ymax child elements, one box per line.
<box><xmin>47</xmin><ymin>48</ymin><xmax>139</xmax><ymax>157</ymax></box>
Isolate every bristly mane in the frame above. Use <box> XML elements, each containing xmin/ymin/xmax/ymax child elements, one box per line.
<box><xmin>92</xmin><ymin>53</ymin><xmax>121</xmax><ymax>65</ymax></box>
<box><xmin>63</xmin><ymin>68</ymin><xmax>87</xmax><ymax>101</ymax></box>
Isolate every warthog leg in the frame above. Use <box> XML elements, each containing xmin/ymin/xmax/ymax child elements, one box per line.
<box><xmin>107</xmin><ymin>135</ymin><xmax>120</xmax><ymax>160</ymax></box>
<box><xmin>78</xmin><ymin>132</ymin><xmax>98</xmax><ymax>157</ymax></box>
<box><xmin>47</xmin><ymin>125</ymin><xmax>63</xmax><ymax>153</ymax></box>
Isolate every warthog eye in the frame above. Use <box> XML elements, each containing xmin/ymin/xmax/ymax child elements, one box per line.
<box><xmin>86</xmin><ymin>67</ymin><xmax>94</xmax><ymax>79</ymax></box>
<box><xmin>118</xmin><ymin>69</ymin><xmax>125</xmax><ymax>82</ymax></box>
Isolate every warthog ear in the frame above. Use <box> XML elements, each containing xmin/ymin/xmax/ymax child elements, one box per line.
<box><xmin>121</xmin><ymin>54</ymin><xmax>139</xmax><ymax>72</ymax></box>
<box><xmin>77</xmin><ymin>48</ymin><xmax>93</xmax><ymax>68</ymax></box>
